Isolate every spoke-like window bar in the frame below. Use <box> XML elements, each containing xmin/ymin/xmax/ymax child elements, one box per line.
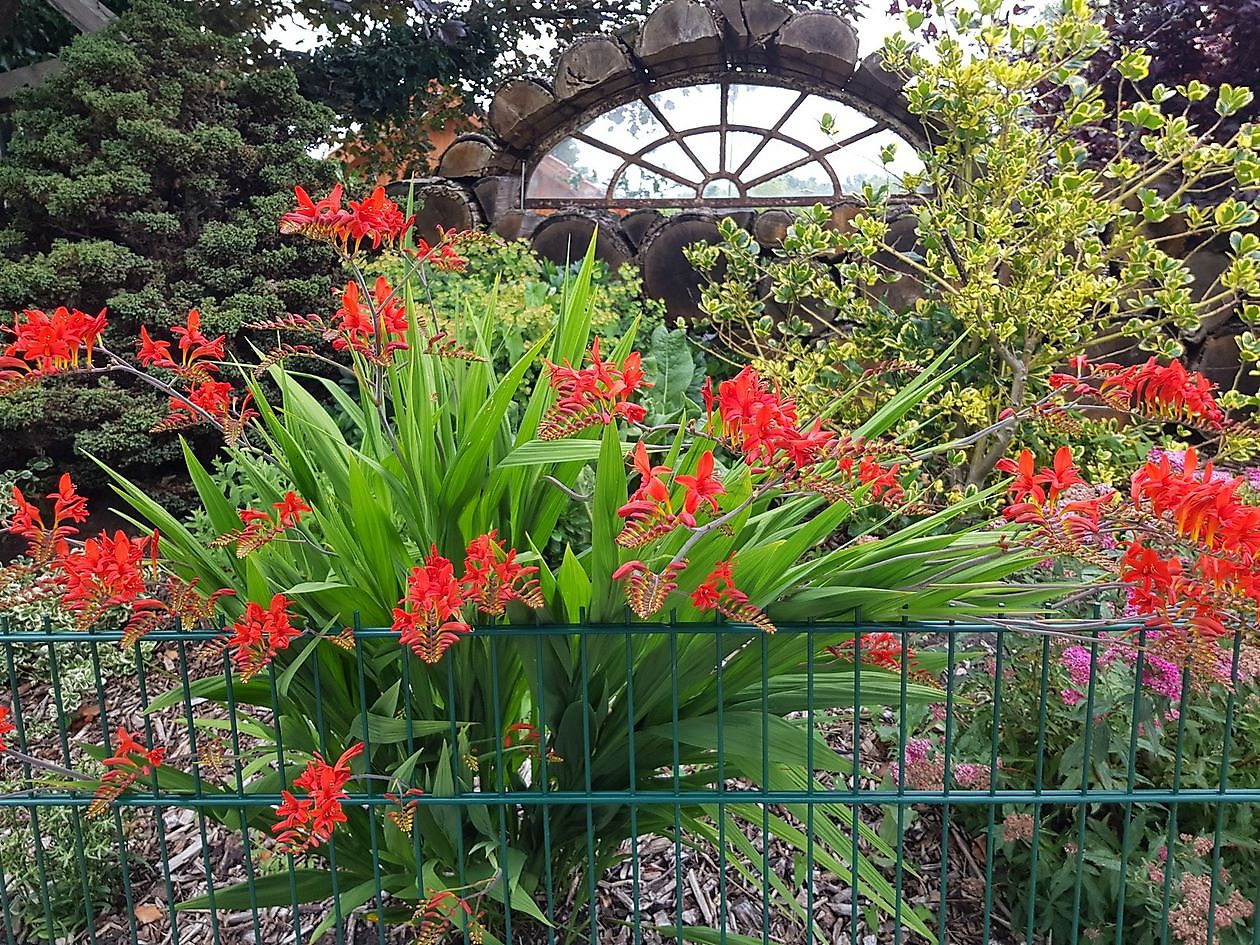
<box><xmin>525</xmin><ymin>79</ymin><xmax>923</xmax><ymax>209</ymax></box>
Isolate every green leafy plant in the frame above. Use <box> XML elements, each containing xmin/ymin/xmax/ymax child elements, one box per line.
<box><xmin>687</xmin><ymin>0</ymin><xmax>1260</xmax><ymax>487</ymax></box>
<box><xmin>941</xmin><ymin>632</ymin><xmax>1260</xmax><ymax>943</ymax></box>
<box><xmin>0</xmin><ymin>184</ymin><xmax>1051</xmax><ymax>941</ymax></box>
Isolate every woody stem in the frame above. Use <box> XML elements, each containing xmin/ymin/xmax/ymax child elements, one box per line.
<box><xmin>669</xmin><ymin>490</ymin><xmax>762</xmax><ymax>568</ymax></box>
<box><xmin>1</xmin><ymin>749</ymin><xmax>87</xmax><ymax>781</ymax></box>
<box><xmin>97</xmin><ymin>348</ymin><xmax>225</xmax><ymax>432</ymax></box>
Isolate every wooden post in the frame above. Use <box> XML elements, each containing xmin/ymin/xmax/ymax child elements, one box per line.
<box><xmin>0</xmin><ymin>59</ymin><xmax>65</xmax><ymax>98</ymax></box>
<box><xmin>44</xmin><ymin>0</ymin><xmax>115</xmax><ymax>32</ymax></box>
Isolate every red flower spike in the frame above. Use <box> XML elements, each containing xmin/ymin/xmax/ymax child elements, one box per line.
<box><xmin>1100</xmin><ymin>358</ymin><xmax>1225</xmax><ymax>428</ymax></box>
<box><xmin>393</xmin><ymin>546</ymin><xmax>472</xmax><ymax>663</ymax></box>
<box><xmin>539</xmin><ymin>339</ymin><xmax>652</xmax><ymax>440</ymax></box>
<box><xmin>412</xmin><ymin>236</ymin><xmax>470</xmax><ymax>273</ymax></box>
<box><xmin>461</xmin><ymin>531</ymin><xmax>544</xmax><ymax>616</ymax></box>
<box><xmin>225</xmin><ymin>594</ymin><xmax>301</xmax><ymax>682</ymax></box>
<box><xmin>87</xmin><ymin>726</ymin><xmax>165</xmax><ymax>819</ymax></box>
<box><xmin>612</xmin><ymin>559</ymin><xmax>686</xmax><ymax>619</ymax></box>
<box><xmin>707</xmin><ymin>366</ymin><xmax>840</xmax><ymax>472</ymax></box>
<box><xmin>57</xmin><ymin>530</ymin><xmax>158</xmax><ymax>629</ymax></box>
<box><xmin>1131</xmin><ymin>450</ymin><xmax>1260</xmax><ymax>560</ymax></box>
<box><xmin>6</xmin><ymin>473</ymin><xmax>90</xmax><ymax>565</ymax></box>
<box><xmin>996</xmin><ymin>450</ymin><xmax>1046</xmax><ymax>505</ymax></box>
<box><xmin>690</xmin><ymin>558</ymin><xmax>776</xmax><ymax>633</ymax></box>
<box><xmin>137</xmin><ymin>326</ymin><xmax>175</xmax><ymax>369</ymax></box>
<box><xmin>330</xmin><ymin>277</ymin><xmax>410</xmax><ymax>362</ymax></box>
<box><xmin>279</xmin><ymin>184</ymin><xmax>412</xmax><ymax>253</ymax></box>
<box><xmin>346</xmin><ymin>186</ymin><xmax>415</xmax><ymax>251</ymax></box>
<box><xmin>279</xmin><ymin>184</ymin><xmax>353</xmax><ymax>244</ymax></box>
<box><xmin>211</xmin><ymin>492</ymin><xmax>308</xmax><ymax>556</ymax></box>
<box><xmin>271</xmin><ymin>742</ymin><xmax>364</xmax><ymax>855</ymax></box>
<box><xmin>0</xmin><ymin>704</ymin><xmax>14</xmax><ymax>753</ymax></box>
<box><xmin>171</xmin><ymin>309</ymin><xmax>226</xmax><ymax>365</ymax></box>
<box><xmin>1056</xmin><ymin>357</ymin><xmax>1226</xmax><ymax>429</ymax></box>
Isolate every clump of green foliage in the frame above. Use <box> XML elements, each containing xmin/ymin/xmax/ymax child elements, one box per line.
<box><xmin>375</xmin><ymin>239</ymin><xmax>666</xmax><ymax>347</ymax></box>
<box><xmin>942</xmin><ymin>634</ymin><xmax>1260</xmax><ymax>943</ymax></box>
<box><xmin>688</xmin><ymin>0</ymin><xmax>1260</xmax><ymax>488</ymax></box>
<box><xmin>0</xmin><ymin>0</ymin><xmax>339</xmax><ymax>495</ymax></box>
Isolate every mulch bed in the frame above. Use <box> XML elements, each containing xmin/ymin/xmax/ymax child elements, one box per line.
<box><xmin>4</xmin><ymin>642</ymin><xmax>1024</xmax><ymax>945</ymax></box>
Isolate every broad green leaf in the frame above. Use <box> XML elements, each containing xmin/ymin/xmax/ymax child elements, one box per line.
<box><xmin>178</xmin><ymin>871</ymin><xmax>363</xmax><ymax>910</ymax></box>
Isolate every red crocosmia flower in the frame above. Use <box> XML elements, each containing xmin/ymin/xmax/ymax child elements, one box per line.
<box><xmin>212</xmin><ymin>493</ymin><xmax>309</xmax><ymax>556</ymax></box>
<box><xmin>709</xmin><ymin>366</ymin><xmax>834</xmax><ymax>469</ymax></box>
<box><xmin>996</xmin><ymin>450</ymin><xmax>1046</xmax><ymax>505</ymax></box>
<box><xmin>137</xmin><ymin>310</ymin><xmax>223</xmax><ymax>387</ymax></box>
<box><xmin>1131</xmin><ymin>449</ymin><xmax>1260</xmax><ymax>558</ymax></box>
<box><xmin>57</xmin><ymin>530</ymin><xmax>158</xmax><ymax>628</ymax></box>
<box><xmin>273</xmin><ymin>492</ymin><xmax>311</xmax><ymax>528</ymax></box>
<box><xmin>689</xmin><ymin>558</ymin><xmax>776</xmax><ymax>633</ymax></box>
<box><xmin>6</xmin><ymin>473</ymin><xmax>90</xmax><ymax>564</ymax></box>
<box><xmin>1119</xmin><ymin>540</ymin><xmax>1183</xmax><ymax>614</ymax></box>
<box><xmin>158</xmin><ymin>381</ymin><xmax>257</xmax><ymax>440</ymax></box>
<box><xmin>998</xmin><ymin>448</ymin><xmax>1112</xmax><ymax>539</ymax></box>
<box><xmin>0</xmin><ymin>704</ymin><xmax>14</xmax><ymax>753</ymax></box>
<box><xmin>272</xmin><ymin>742</ymin><xmax>364</xmax><ymax>855</ymax></box>
<box><xmin>779</xmin><ymin>419</ymin><xmax>837</xmax><ymax>470</ymax></box>
<box><xmin>828</xmin><ymin>631</ymin><xmax>915</xmax><ymax>671</ymax></box>
<box><xmin>1039</xmin><ymin>446</ymin><xmax>1085</xmax><ymax>503</ymax></box>
<box><xmin>712</xmin><ymin>366</ymin><xmax>797</xmax><ymax>460</ymax></box>
<box><xmin>392</xmin><ymin>547</ymin><xmax>471</xmax><ymax>663</ymax></box>
<box><xmin>170</xmin><ymin>309</ymin><xmax>226</xmax><ymax>365</ymax></box>
<box><xmin>617</xmin><ymin>443</ymin><xmax>681</xmax><ymax>547</ymax></box>
<box><xmin>279</xmin><ymin>184</ymin><xmax>353</xmax><ymax>244</ymax></box>
<box><xmin>137</xmin><ymin>326</ymin><xmax>175</xmax><ymax>369</ymax></box>
<box><xmin>87</xmin><ymin>726</ymin><xmax>165</xmax><ymax>818</ymax></box>
<box><xmin>330</xmin><ymin>277</ymin><xmax>409</xmax><ymax>360</ymax></box>
<box><xmin>332</xmin><ymin>280</ymin><xmax>374</xmax><ymax>352</ymax></box>
<box><xmin>539</xmin><ymin>338</ymin><xmax>652</xmax><ymax>440</ymax></box>
<box><xmin>225</xmin><ymin>594</ymin><xmax>301</xmax><ymax>681</ymax></box>
<box><xmin>675</xmin><ymin>450</ymin><xmax>725</xmax><ymax>526</ymax></box>
<box><xmin>997</xmin><ymin>447</ymin><xmax>1085</xmax><ymax>506</ymax></box>
<box><xmin>856</xmin><ymin>456</ymin><xmax>904</xmax><ymax>503</ymax></box>
<box><xmin>1</xmin><ymin>306</ymin><xmax>106</xmax><ymax>372</ymax></box>
<box><xmin>411</xmin><ymin>235</ymin><xmax>469</xmax><ymax>273</ymax></box>
<box><xmin>612</xmin><ymin>559</ymin><xmax>686</xmax><ymax>619</ymax></box>
<box><xmin>460</xmin><ymin>530</ymin><xmax>544</xmax><ymax>616</ymax></box>
<box><xmin>345</xmin><ymin>186</ymin><xmax>414</xmax><ymax>250</ymax></box>
<box><xmin>631</xmin><ymin>440</ymin><xmax>672</xmax><ymax>487</ymax></box>
<box><xmin>160</xmin><ymin>379</ymin><xmax>234</xmax><ymax>430</ymax></box>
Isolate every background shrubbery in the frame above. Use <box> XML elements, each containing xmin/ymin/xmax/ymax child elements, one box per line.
<box><xmin>0</xmin><ymin>0</ymin><xmax>338</xmax><ymax>500</ymax></box>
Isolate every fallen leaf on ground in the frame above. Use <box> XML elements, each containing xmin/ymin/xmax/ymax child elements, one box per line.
<box><xmin>134</xmin><ymin>904</ymin><xmax>164</xmax><ymax>924</ymax></box>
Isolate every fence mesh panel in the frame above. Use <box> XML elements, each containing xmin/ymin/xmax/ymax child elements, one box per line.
<box><xmin>0</xmin><ymin>620</ymin><xmax>1256</xmax><ymax>945</ymax></box>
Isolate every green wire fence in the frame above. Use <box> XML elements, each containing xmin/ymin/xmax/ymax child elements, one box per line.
<box><xmin>0</xmin><ymin>620</ymin><xmax>1256</xmax><ymax>945</ymax></box>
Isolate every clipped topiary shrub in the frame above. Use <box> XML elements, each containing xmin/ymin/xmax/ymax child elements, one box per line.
<box><xmin>0</xmin><ymin>0</ymin><xmax>339</xmax><ymax>497</ymax></box>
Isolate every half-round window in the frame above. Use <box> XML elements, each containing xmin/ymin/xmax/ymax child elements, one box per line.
<box><xmin>525</xmin><ymin>80</ymin><xmax>923</xmax><ymax>209</ymax></box>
